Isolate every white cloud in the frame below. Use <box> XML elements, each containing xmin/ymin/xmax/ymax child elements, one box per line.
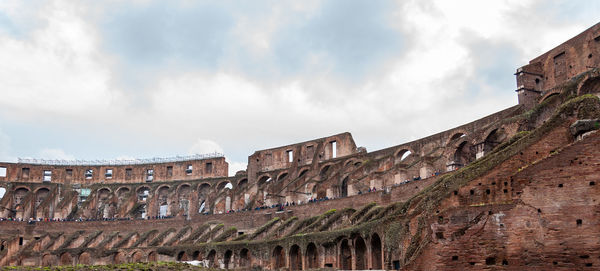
<box><xmin>0</xmin><ymin>0</ymin><xmax>598</xmax><ymax>167</ymax></box>
<box><xmin>0</xmin><ymin>0</ymin><xmax>120</xmax><ymax>118</ymax></box>
<box><xmin>188</xmin><ymin>138</ymin><xmax>224</xmax><ymax>155</ymax></box>
<box><xmin>36</xmin><ymin>148</ymin><xmax>75</xmax><ymax>160</ymax></box>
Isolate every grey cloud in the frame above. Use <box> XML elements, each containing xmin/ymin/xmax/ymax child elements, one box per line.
<box><xmin>97</xmin><ymin>1</ymin><xmax>403</xmax><ymax>91</ymax></box>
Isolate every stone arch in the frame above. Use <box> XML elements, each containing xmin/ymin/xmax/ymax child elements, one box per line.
<box><xmin>448</xmin><ymin>140</ymin><xmax>475</xmax><ymax>171</ymax></box>
<box><xmin>319</xmin><ymin>164</ymin><xmax>333</xmax><ymax>179</ymax></box>
<box><xmin>97</xmin><ymin>188</ymin><xmax>112</xmax><ymax>201</ymax></box>
<box><xmin>272</xmin><ymin>245</ymin><xmax>286</xmax><ymax>269</ymax></box>
<box><xmin>35</xmin><ymin>187</ymin><xmax>50</xmax><ymax>209</ymax></box>
<box><xmin>224</xmin><ymin>250</ymin><xmax>233</xmax><ymax>269</ymax></box>
<box><xmin>339</xmin><ymin>239</ymin><xmax>351</xmax><ymax>270</ymax></box>
<box><xmin>157</xmin><ymin>186</ymin><xmax>170</xmax><ymax>217</ymax></box>
<box><xmin>447</xmin><ymin>131</ymin><xmax>469</xmax><ymax>145</ymax></box>
<box><xmin>371</xmin><ymin>233</ymin><xmax>383</xmax><ymax>269</ymax></box>
<box><xmin>297</xmin><ymin>168</ymin><xmax>309</xmax><ymax>178</ymax></box>
<box><xmin>192</xmin><ymin>250</ymin><xmax>201</xmax><ymax>261</ymax></box>
<box><xmin>239</xmin><ymin>248</ymin><xmax>250</xmax><ymax>268</ymax></box>
<box><xmin>344</xmin><ymin>159</ymin><xmax>356</xmax><ymax>167</ymax></box>
<box><xmin>177</xmin><ymin>184</ymin><xmax>192</xmax><ymax>216</ymax></box>
<box><xmin>216</xmin><ymin>181</ymin><xmax>232</xmax><ymax>191</ymax></box>
<box><xmin>78</xmin><ymin>251</ymin><xmax>92</xmax><ymax>265</ymax></box>
<box><xmin>395</xmin><ymin>148</ymin><xmax>414</xmax><ymax>164</ymax></box>
<box><xmin>177</xmin><ymin>251</ymin><xmax>188</xmax><ymax>261</ymax></box>
<box><xmin>147</xmin><ymin>251</ymin><xmax>157</xmax><ymax>262</ymax></box>
<box><xmin>276</xmin><ymin>172</ymin><xmax>289</xmax><ymax>182</ymax></box>
<box><xmin>177</xmin><ymin>183</ymin><xmax>192</xmax><ymax>194</ymax></box>
<box><xmin>42</xmin><ymin>254</ymin><xmax>57</xmax><ymax>267</ymax></box>
<box><xmin>136</xmin><ymin>186</ymin><xmax>151</xmax><ymax>202</ymax></box>
<box><xmin>198</xmin><ymin>183</ymin><xmax>211</xmax><ymax>214</ymax></box>
<box><xmin>482</xmin><ymin>128</ymin><xmax>507</xmax><ymax>154</ymax></box>
<box><xmin>355</xmin><ymin>236</ymin><xmax>367</xmax><ymax>270</ymax></box>
<box><xmin>207</xmin><ymin>249</ymin><xmax>216</xmax><ymax>268</ymax></box>
<box><xmin>116</xmin><ymin>186</ymin><xmax>130</xmax><ymax>197</ymax></box>
<box><xmin>257</xmin><ymin>175</ymin><xmax>272</xmax><ymax>187</ymax></box>
<box><xmin>131</xmin><ymin>251</ymin><xmax>143</xmax><ymax>263</ymax></box>
<box><xmin>340</xmin><ymin>177</ymin><xmax>349</xmax><ymax>198</ymax></box>
<box><xmin>237</xmin><ymin>178</ymin><xmax>248</xmax><ymax>189</ymax></box>
<box><xmin>540</xmin><ymin>91</ymin><xmax>561</xmax><ymax>103</ymax></box>
<box><xmin>578</xmin><ymin>74</ymin><xmax>600</xmax><ymax>95</ymax></box>
<box><xmin>114</xmin><ymin>251</ymin><xmax>127</xmax><ymax>264</ymax></box>
<box><xmin>60</xmin><ymin>252</ymin><xmax>73</xmax><ymax>266</ymax></box>
<box><xmin>289</xmin><ymin>244</ymin><xmax>302</xmax><ymax>270</ymax></box>
<box><xmin>306</xmin><ymin>242</ymin><xmax>318</xmax><ymax>269</ymax></box>
<box><xmin>13</xmin><ymin>187</ymin><xmax>30</xmax><ymax>207</ymax></box>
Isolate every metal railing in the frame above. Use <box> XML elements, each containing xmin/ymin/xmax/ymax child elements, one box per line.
<box><xmin>17</xmin><ymin>152</ymin><xmax>224</xmax><ymax>166</ymax></box>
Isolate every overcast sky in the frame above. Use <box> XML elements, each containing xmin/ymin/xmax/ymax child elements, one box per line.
<box><xmin>0</xmin><ymin>0</ymin><xmax>598</xmax><ymax>175</ymax></box>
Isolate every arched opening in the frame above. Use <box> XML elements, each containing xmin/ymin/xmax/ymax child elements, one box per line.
<box><xmin>198</xmin><ymin>183</ymin><xmax>211</xmax><ymax>214</ymax></box>
<box><xmin>97</xmin><ymin>188</ymin><xmax>111</xmax><ymax>201</ymax></box>
<box><xmin>578</xmin><ymin>76</ymin><xmax>600</xmax><ymax>95</ymax></box>
<box><xmin>136</xmin><ymin>186</ymin><xmax>150</xmax><ymax>202</ymax></box>
<box><xmin>78</xmin><ymin>252</ymin><xmax>91</xmax><ymax>265</ymax></box>
<box><xmin>207</xmin><ymin>250</ymin><xmax>216</xmax><ymax>268</ymax></box>
<box><xmin>395</xmin><ymin>149</ymin><xmax>412</xmax><ymax>164</ymax></box>
<box><xmin>0</xmin><ymin>187</ymin><xmax>6</xmax><ymax>199</ymax></box>
<box><xmin>341</xmin><ymin>177</ymin><xmax>349</xmax><ymax>197</ymax></box>
<box><xmin>35</xmin><ymin>188</ymin><xmax>50</xmax><ymax>208</ymax></box>
<box><xmin>224</xmin><ymin>250</ymin><xmax>233</xmax><ymax>269</ymax></box>
<box><xmin>177</xmin><ymin>251</ymin><xmax>188</xmax><ymax>261</ymax></box>
<box><xmin>483</xmin><ymin>128</ymin><xmax>507</xmax><ymax>155</ymax></box>
<box><xmin>116</xmin><ymin>187</ymin><xmax>131</xmax><ymax>210</ymax></box>
<box><xmin>97</xmin><ymin>188</ymin><xmax>113</xmax><ymax>219</ymax></box>
<box><xmin>178</xmin><ymin>184</ymin><xmax>191</xmax><ymax>216</ymax></box>
<box><xmin>306</xmin><ymin>243</ymin><xmax>318</xmax><ymax>269</ymax></box>
<box><xmin>237</xmin><ymin>178</ymin><xmax>248</xmax><ymax>189</ymax></box>
<box><xmin>131</xmin><ymin>251</ymin><xmax>143</xmax><ymax>263</ymax></box>
<box><xmin>289</xmin><ymin>244</ymin><xmax>302</xmax><ymax>270</ymax></box>
<box><xmin>355</xmin><ymin>236</ymin><xmax>367</xmax><ymax>270</ymax></box>
<box><xmin>540</xmin><ymin>92</ymin><xmax>560</xmax><ymax>103</ymax></box>
<box><xmin>42</xmin><ymin>254</ymin><xmax>56</xmax><ymax>267</ymax></box>
<box><xmin>239</xmin><ymin>248</ymin><xmax>250</xmax><ymax>267</ymax></box>
<box><xmin>258</xmin><ymin>175</ymin><xmax>272</xmax><ymax>187</ymax></box>
<box><xmin>13</xmin><ymin>187</ymin><xmax>29</xmax><ymax>208</ymax></box>
<box><xmin>339</xmin><ymin>239</ymin><xmax>351</xmax><ymax>270</ymax></box>
<box><xmin>371</xmin><ymin>233</ymin><xmax>382</xmax><ymax>269</ymax></box>
<box><xmin>272</xmin><ymin>246</ymin><xmax>286</xmax><ymax>269</ymax></box>
<box><xmin>157</xmin><ymin>186</ymin><xmax>170</xmax><ymax>217</ymax></box>
<box><xmin>116</xmin><ymin>187</ymin><xmax>130</xmax><ymax>198</ymax></box>
<box><xmin>217</xmin><ymin>181</ymin><xmax>232</xmax><ymax>191</ymax></box>
<box><xmin>448</xmin><ymin>141</ymin><xmax>475</xmax><ymax>171</ymax></box>
<box><xmin>147</xmin><ymin>251</ymin><xmax>157</xmax><ymax>262</ymax></box>
<box><xmin>60</xmin><ymin>252</ymin><xmax>73</xmax><ymax>266</ymax></box>
<box><xmin>277</xmin><ymin>172</ymin><xmax>288</xmax><ymax>182</ymax></box>
<box><xmin>192</xmin><ymin>251</ymin><xmax>201</xmax><ymax>261</ymax></box>
<box><xmin>114</xmin><ymin>251</ymin><xmax>126</xmax><ymax>264</ymax></box>
<box><xmin>449</xmin><ymin>133</ymin><xmax>466</xmax><ymax>142</ymax></box>
<box><xmin>298</xmin><ymin>169</ymin><xmax>309</xmax><ymax>178</ymax></box>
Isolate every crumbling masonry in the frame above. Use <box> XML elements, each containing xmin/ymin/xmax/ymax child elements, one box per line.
<box><xmin>1</xmin><ymin>23</ymin><xmax>600</xmax><ymax>270</ymax></box>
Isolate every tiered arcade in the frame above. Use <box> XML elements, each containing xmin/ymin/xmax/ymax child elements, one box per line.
<box><xmin>0</xmin><ymin>22</ymin><xmax>600</xmax><ymax>270</ymax></box>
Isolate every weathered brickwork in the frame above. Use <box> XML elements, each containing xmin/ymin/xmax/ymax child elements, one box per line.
<box><xmin>0</xmin><ymin>23</ymin><xmax>600</xmax><ymax>270</ymax></box>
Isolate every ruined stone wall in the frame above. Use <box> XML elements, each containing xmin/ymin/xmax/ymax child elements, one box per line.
<box><xmin>516</xmin><ymin>22</ymin><xmax>600</xmax><ymax>106</ymax></box>
<box><xmin>0</xmin><ymin>157</ymin><xmax>228</xmax><ymax>185</ymax></box>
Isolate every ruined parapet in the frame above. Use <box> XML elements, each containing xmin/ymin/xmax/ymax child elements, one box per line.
<box><xmin>246</xmin><ymin>132</ymin><xmax>357</xmax><ymax>184</ymax></box>
<box><xmin>516</xmin><ymin>22</ymin><xmax>600</xmax><ymax>108</ymax></box>
<box><xmin>0</xmin><ymin>154</ymin><xmax>228</xmax><ymax>185</ymax></box>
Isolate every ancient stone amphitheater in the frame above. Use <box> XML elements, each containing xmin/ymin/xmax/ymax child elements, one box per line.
<box><xmin>1</xmin><ymin>23</ymin><xmax>600</xmax><ymax>270</ymax></box>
